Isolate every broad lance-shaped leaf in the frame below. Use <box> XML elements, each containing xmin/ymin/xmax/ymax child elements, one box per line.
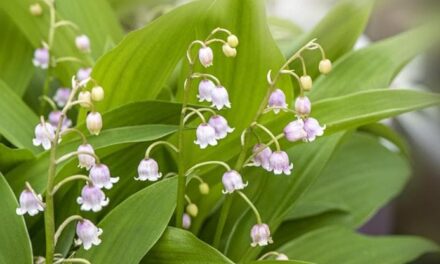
<box><xmin>0</xmin><ymin>173</ymin><xmax>33</xmax><ymax>264</ymax></box>
<box><xmin>0</xmin><ymin>79</ymin><xmax>39</xmax><ymax>153</ymax></box>
<box><xmin>310</xmin><ymin>25</ymin><xmax>436</xmax><ymax>100</ymax></box>
<box><xmin>277</xmin><ymin>226</ymin><xmax>438</xmax><ymax>264</ymax></box>
<box><xmin>0</xmin><ymin>10</ymin><xmax>34</xmax><ymax>96</ymax></box>
<box><xmin>275</xmin><ymin>133</ymin><xmax>411</xmax><ymax>244</ymax></box>
<box><xmin>0</xmin><ymin>144</ymin><xmax>35</xmax><ymax>173</ymax></box>
<box><xmin>75</xmin><ymin>178</ymin><xmax>177</xmax><ymax>263</ymax></box>
<box><xmin>6</xmin><ymin>124</ymin><xmax>177</xmax><ymax>194</ymax></box>
<box><xmin>144</xmin><ymin>227</ymin><xmax>234</xmax><ymax>264</ymax></box>
<box><xmin>247</xmin><ymin>261</ymin><xmax>314</xmax><ymax>264</ymax></box>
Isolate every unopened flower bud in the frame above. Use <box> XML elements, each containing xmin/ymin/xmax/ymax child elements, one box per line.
<box><xmin>30</xmin><ymin>3</ymin><xmax>43</xmax><ymax>16</ymax></box>
<box><xmin>227</xmin><ymin>35</ymin><xmax>239</xmax><ymax>48</ymax></box>
<box><xmin>182</xmin><ymin>213</ymin><xmax>191</xmax><ymax>229</ymax></box>
<box><xmin>198</xmin><ymin>46</ymin><xmax>213</xmax><ymax>67</ymax></box>
<box><xmin>186</xmin><ymin>203</ymin><xmax>198</xmax><ymax>217</ymax></box>
<box><xmin>75</xmin><ymin>35</ymin><xmax>91</xmax><ymax>53</ymax></box>
<box><xmin>77</xmin><ymin>67</ymin><xmax>92</xmax><ymax>81</ymax></box>
<box><xmin>86</xmin><ymin>112</ymin><xmax>102</xmax><ymax>135</ymax></box>
<box><xmin>268</xmin><ymin>89</ymin><xmax>287</xmax><ymax>113</ymax></box>
<box><xmin>276</xmin><ymin>253</ymin><xmax>289</xmax><ymax>260</ymax></box>
<box><xmin>294</xmin><ymin>96</ymin><xmax>311</xmax><ymax>116</ymax></box>
<box><xmin>250</xmin><ymin>223</ymin><xmax>273</xmax><ymax>247</ymax></box>
<box><xmin>319</xmin><ymin>59</ymin><xmax>332</xmax><ymax>74</ymax></box>
<box><xmin>32</xmin><ymin>48</ymin><xmax>49</xmax><ymax>69</ymax></box>
<box><xmin>222</xmin><ymin>44</ymin><xmax>237</xmax><ymax>58</ymax></box>
<box><xmin>78</xmin><ymin>91</ymin><xmax>91</xmax><ymax>107</ymax></box>
<box><xmin>300</xmin><ymin>75</ymin><xmax>312</xmax><ymax>91</ymax></box>
<box><xmin>199</xmin><ymin>182</ymin><xmax>210</xmax><ymax>195</ymax></box>
<box><xmin>91</xmin><ymin>86</ymin><xmax>104</xmax><ymax>101</ymax></box>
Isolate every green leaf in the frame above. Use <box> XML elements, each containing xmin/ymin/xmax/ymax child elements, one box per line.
<box><xmin>247</xmin><ymin>261</ymin><xmax>314</xmax><ymax>264</ymax></box>
<box><xmin>277</xmin><ymin>226</ymin><xmax>438</xmax><ymax>264</ymax></box>
<box><xmin>0</xmin><ymin>144</ymin><xmax>35</xmax><ymax>173</ymax></box>
<box><xmin>6</xmin><ymin>124</ymin><xmax>177</xmax><ymax>194</ymax></box>
<box><xmin>144</xmin><ymin>227</ymin><xmax>234</xmax><ymax>264</ymax></box>
<box><xmin>0</xmin><ymin>10</ymin><xmax>34</xmax><ymax>96</ymax></box>
<box><xmin>358</xmin><ymin>123</ymin><xmax>410</xmax><ymax>157</ymax></box>
<box><xmin>0</xmin><ymin>173</ymin><xmax>33</xmax><ymax>264</ymax></box>
<box><xmin>0</xmin><ymin>79</ymin><xmax>39</xmax><ymax>153</ymax></box>
<box><xmin>311</xmin><ymin>26</ymin><xmax>435</xmax><ymax>100</ymax></box>
<box><xmin>76</xmin><ymin>178</ymin><xmax>177</xmax><ymax>263</ymax></box>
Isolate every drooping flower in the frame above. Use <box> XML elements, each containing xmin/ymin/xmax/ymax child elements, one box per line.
<box><xmin>227</xmin><ymin>35</ymin><xmax>239</xmax><ymax>48</ymax></box>
<box><xmin>135</xmin><ymin>158</ymin><xmax>162</xmax><ymax>181</ymax></box>
<box><xmin>303</xmin><ymin>117</ymin><xmax>326</xmax><ymax>142</ymax></box>
<box><xmin>252</xmin><ymin>144</ymin><xmax>272</xmax><ymax>171</ymax></box>
<box><xmin>76</xmin><ymin>67</ymin><xmax>92</xmax><ymax>81</ymax></box>
<box><xmin>268</xmin><ymin>89</ymin><xmax>287</xmax><ymax>113</ymax></box>
<box><xmin>77</xmin><ymin>184</ymin><xmax>109</xmax><ymax>212</ymax></box>
<box><xmin>91</xmin><ymin>86</ymin><xmax>104</xmax><ymax>101</ymax></box>
<box><xmin>199</xmin><ymin>182</ymin><xmax>210</xmax><ymax>195</ymax></box>
<box><xmin>284</xmin><ymin>119</ymin><xmax>307</xmax><ymax>142</ymax></box>
<box><xmin>32</xmin><ymin>48</ymin><xmax>49</xmax><ymax>69</ymax></box>
<box><xmin>32</xmin><ymin>122</ymin><xmax>56</xmax><ymax>150</ymax></box>
<box><xmin>250</xmin><ymin>223</ymin><xmax>273</xmax><ymax>247</ymax></box>
<box><xmin>89</xmin><ymin>164</ymin><xmax>119</xmax><ymax>189</ymax></box>
<box><xmin>86</xmin><ymin>112</ymin><xmax>102</xmax><ymax>135</ymax></box>
<box><xmin>197</xmin><ymin>79</ymin><xmax>215</xmax><ymax>102</ymax></box>
<box><xmin>48</xmin><ymin>111</ymin><xmax>72</xmax><ymax>131</ymax></box>
<box><xmin>211</xmin><ymin>86</ymin><xmax>231</xmax><ymax>110</ymax></box>
<box><xmin>78</xmin><ymin>91</ymin><xmax>92</xmax><ymax>108</ymax></box>
<box><xmin>186</xmin><ymin>203</ymin><xmax>198</xmax><ymax>217</ymax></box>
<box><xmin>53</xmin><ymin>88</ymin><xmax>71</xmax><ymax>107</ymax></box>
<box><xmin>208</xmin><ymin>115</ymin><xmax>234</xmax><ymax>139</ymax></box>
<box><xmin>182</xmin><ymin>213</ymin><xmax>191</xmax><ymax>229</ymax></box>
<box><xmin>222</xmin><ymin>170</ymin><xmax>247</xmax><ymax>194</ymax></box>
<box><xmin>194</xmin><ymin>123</ymin><xmax>217</xmax><ymax>149</ymax></box>
<box><xmin>300</xmin><ymin>75</ymin><xmax>312</xmax><ymax>91</ymax></box>
<box><xmin>16</xmin><ymin>188</ymin><xmax>44</xmax><ymax>216</ymax></box>
<box><xmin>77</xmin><ymin>144</ymin><xmax>96</xmax><ymax>170</ymax></box>
<box><xmin>294</xmin><ymin>96</ymin><xmax>311</xmax><ymax>116</ymax></box>
<box><xmin>198</xmin><ymin>46</ymin><xmax>213</xmax><ymax>67</ymax></box>
<box><xmin>222</xmin><ymin>44</ymin><xmax>237</xmax><ymax>57</ymax></box>
<box><xmin>75</xmin><ymin>35</ymin><xmax>91</xmax><ymax>53</ymax></box>
<box><xmin>319</xmin><ymin>59</ymin><xmax>332</xmax><ymax>74</ymax></box>
<box><xmin>269</xmin><ymin>151</ymin><xmax>293</xmax><ymax>175</ymax></box>
<box><xmin>75</xmin><ymin>219</ymin><xmax>102</xmax><ymax>250</ymax></box>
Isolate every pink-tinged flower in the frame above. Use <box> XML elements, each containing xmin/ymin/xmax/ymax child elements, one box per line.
<box><xmin>269</xmin><ymin>151</ymin><xmax>293</xmax><ymax>175</ymax></box>
<box><xmin>48</xmin><ymin>111</ymin><xmax>72</xmax><ymax>131</ymax></box>
<box><xmin>276</xmin><ymin>254</ymin><xmax>289</xmax><ymax>260</ymax></box>
<box><xmin>77</xmin><ymin>144</ymin><xmax>96</xmax><ymax>170</ymax></box>
<box><xmin>208</xmin><ymin>115</ymin><xmax>234</xmax><ymax>139</ymax></box>
<box><xmin>250</xmin><ymin>223</ymin><xmax>273</xmax><ymax>247</ymax></box>
<box><xmin>76</xmin><ymin>219</ymin><xmax>102</xmax><ymax>250</ymax></box>
<box><xmin>268</xmin><ymin>89</ymin><xmax>287</xmax><ymax>113</ymax></box>
<box><xmin>295</xmin><ymin>96</ymin><xmax>311</xmax><ymax>116</ymax></box>
<box><xmin>86</xmin><ymin>112</ymin><xmax>102</xmax><ymax>135</ymax></box>
<box><xmin>16</xmin><ymin>188</ymin><xmax>44</xmax><ymax>216</ymax></box>
<box><xmin>252</xmin><ymin>144</ymin><xmax>272</xmax><ymax>171</ymax></box>
<box><xmin>284</xmin><ymin>119</ymin><xmax>307</xmax><ymax>142</ymax></box>
<box><xmin>32</xmin><ymin>48</ymin><xmax>49</xmax><ymax>69</ymax></box>
<box><xmin>53</xmin><ymin>88</ymin><xmax>71</xmax><ymax>107</ymax></box>
<box><xmin>77</xmin><ymin>184</ymin><xmax>109</xmax><ymax>212</ymax></box>
<box><xmin>182</xmin><ymin>213</ymin><xmax>191</xmax><ymax>229</ymax></box>
<box><xmin>89</xmin><ymin>164</ymin><xmax>119</xmax><ymax>189</ymax></box>
<box><xmin>194</xmin><ymin>123</ymin><xmax>217</xmax><ymax>149</ymax></box>
<box><xmin>198</xmin><ymin>46</ymin><xmax>213</xmax><ymax>67</ymax></box>
<box><xmin>33</xmin><ymin>122</ymin><xmax>55</xmax><ymax>150</ymax></box>
<box><xmin>75</xmin><ymin>35</ymin><xmax>91</xmax><ymax>53</ymax></box>
<box><xmin>222</xmin><ymin>170</ymin><xmax>247</xmax><ymax>194</ymax></box>
<box><xmin>211</xmin><ymin>86</ymin><xmax>231</xmax><ymax>110</ymax></box>
<box><xmin>303</xmin><ymin>117</ymin><xmax>326</xmax><ymax>142</ymax></box>
<box><xmin>197</xmin><ymin>79</ymin><xmax>215</xmax><ymax>102</ymax></box>
<box><xmin>76</xmin><ymin>67</ymin><xmax>92</xmax><ymax>81</ymax></box>
<box><xmin>135</xmin><ymin>158</ymin><xmax>162</xmax><ymax>181</ymax></box>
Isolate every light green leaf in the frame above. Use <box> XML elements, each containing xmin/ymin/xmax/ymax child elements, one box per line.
<box><xmin>76</xmin><ymin>178</ymin><xmax>177</xmax><ymax>263</ymax></box>
<box><xmin>311</xmin><ymin>26</ymin><xmax>435</xmax><ymax>100</ymax></box>
<box><xmin>0</xmin><ymin>144</ymin><xmax>35</xmax><ymax>173</ymax></box>
<box><xmin>0</xmin><ymin>10</ymin><xmax>34</xmax><ymax>96</ymax></box>
<box><xmin>247</xmin><ymin>261</ymin><xmax>314</xmax><ymax>264</ymax></box>
<box><xmin>0</xmin><ymin>173</ymin><xmax>33</xmax><ymax>264</ymax></box>
<box><xmin>144</xmin><ymin>227</ymin><xmax>234</xmax><ymax>264</ymax></box>
<box><xmin>358</xmin><ymin>123</ymin><xmax>410</xmax><ymax>157</ymax></box>
<box><xmin>277</xmin><ymin>226</ymin><xmax>438</xmax><ymax>264</ymax></box>
<box><xmin>0</xmin><ymin>79</ymin><xmax>39</xmax><ymax>153</ymax></box>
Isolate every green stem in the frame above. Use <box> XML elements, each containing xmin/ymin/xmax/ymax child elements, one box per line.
<box><xmin>40</xmin><ymin>68</ymin><xmax>52</xmax><ymax>115</ymax></box>
<box><xmin>237</xmin><ymin>191</ymin><xmax>262</xmax><ymax>224</ymax></box>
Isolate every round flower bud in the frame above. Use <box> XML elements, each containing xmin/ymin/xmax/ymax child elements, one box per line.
<box><xmin>227</xmin><ymin>35</ymin><xmax>239</xmax><ymax>48</ymax></box>
<box><xmin>294</xmin><ymin>96</ymin><xmax>312</xmax><ymax>116</ymax></box>
<box><xmin>86</xmin><ymin>112</ymin><xmax>103</xmax><ymax>135</ymax></box>
<box><xmin>78</xmin><ymin>91</ymin><xmax>91</xmax><ymax>108</ymax></box>
<box><xmin>30</xmin><ymin>3</ymin><xmax>43</xmax><ymax>16</ymax></box>
<box><xmin>250</xmin><ymin>223</ymin><xmax>273</xmax><ymax>247</ymax></box>
<box><xmin>222</xmin><ymin>44</ymin><xmax>237</xmax><ymax>58</ymax></box>
<box><xmin>300</xmin><ymin>75</ymin><xmax>313</xmax><ymax>91</ymax></box>
<box><xmin>186</xmin><ymin>203</ymin><xmax>198</xmax><ymax>217</ymax></box>
<box><xmin>198</xmin><ymin>46</ymin><xmax>213</xmax><ymax>67</ymax></box>
<box><xmin>91</xmin><ymin>86</ymin><xmax>104</xmax><ymax>101</ymax></box>
<box><xmin>182</xmin><ymin>213</ymin><xmax>191</xmax><ymax>229</ymax></box>
<box><xmin>319</xmin><ymin>59</ymin><xmax>332</xmax><ymax>74</ymax></box>
<box><xmin>268</xmin><ymin>89</ymin><xmax>288</xmax><ymax>113</ymax></box>
<box><xmin>75</xmin><ymin>35</ymin><xmax>91</xmax><ymax>53</ymax></box>
<box><xmin>199</xmin><ymin>182</ymin><xmax>210</xmax><ymax>195</ymax></box>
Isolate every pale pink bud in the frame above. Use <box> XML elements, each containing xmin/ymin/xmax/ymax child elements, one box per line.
<box><xmin>268</xmin><ymin>89</ymin><xmax>287</xmax><ymax>113</ymax></box>
<box><xmin>294</xmin><ymin>96</ymin><xmax>311</xmax><ymax>116</ymax></box>
<box><xmin>86</xmin><ymin>112</ymin><xmax>102</xmax><ymax>135</ymax></box>
<box><xmin>75</xmin><ymin>35</ymin><xmax>91</xmax><ymax>53</ymax></box>
<box><xmin>198</xmin><ymin>46</ymin><xmax>213</xmax><ymax>67</ymax></box>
